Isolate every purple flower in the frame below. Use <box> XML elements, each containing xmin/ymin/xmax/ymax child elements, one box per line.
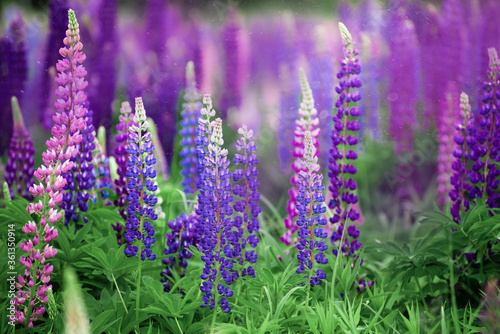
<box><xmin>282</xmin><ymin>69</ymin><xmax>321</xmax><ymax>246</ymax></box>
<box><xmin>232</xmin><ymin>125</ymin><xmax>261</xmax><ymax>276</ymax></box>
<box><xmin>296</xmin><ymin>131</ymin><xmax>328</xmax><ymax>287</ymax></box>
<box><xmin>195</xmin><ymin>95</ymin><xmax>238</xmax><ymax>313</ymax></box>
<box><xmin>328</xmin><ymin>23</ymin><xmax>363</xmax><ymax>261</ymax></box>
<box><xmin>123</xmin><ymin>98</ymin><xmax>158</xmax><ymax>261</ymax></box>
<box><xmin>5</xmin><ymin>96</ymin><xmax>35</xmax><ymax>200</ymax></box>
<box><xmin>161</xmin><ymin>211</ymin><xmax>200</xmax><ymax>292</ymax></box>
<box><xmin>180</xmin><ymin>61</ymin><xmax>202</xmax><ymax>195</ymax></box>
<box><xmin>11</xmin><ymin>9</ymin><xmax>86</xmax><ymax>328</ymax></box>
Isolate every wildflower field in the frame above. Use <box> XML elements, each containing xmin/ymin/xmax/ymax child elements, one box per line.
<box><xmin>1</xmin><ymin>0</ymin><xmax>500</xmax><ymax>333</ymax></box>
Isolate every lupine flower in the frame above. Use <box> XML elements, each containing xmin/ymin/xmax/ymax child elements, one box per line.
<box><xmin>437</xmin><ymin>84</ymin><xmax>460</xmax><ymax>207</ymax></box>
<box><xmin>195</xmin><ymin>95</ymin><xmax>238</xmax><ymax>313</ymax></box>
<box><xmin>449</xmin><ymin>92</ymin><xmax>475</xmax><ymax>223</ymax></box>
<box><xmin>10</xmin><ymin>9</ymin><xmax>86</xmax><ymax>328</ymax></box>
<box><xmin>469</xmin><ymin>48</ymin><xmax>500</xmax><ymax>209</ymax></box>
<box><xmin>161</xmin><ymin>211</ymin><xmax>200</xmax><ymax>292</ymax></box>
<box><xmin>232</xmin><ymin>125</ymin><xmax>261</xmax><ymax>277</ymax></box>
<box><xmin>180</xmin><ymin>61</ymin><xmax>202</xmax><ymax>195</ymax></box>
<box><xmin>387</xmin><ymin>6</ymin><xmax>418</xmax><ymax>154</ymax></box>
<box><xmin>328</xmin><ymin>22</ymin><xmax>362</xmax><ymax>260</ymax></box>
<box><xmin>61</xmin><ymin>99</ymin><xmax>96</xmax><ymax>226</ymax></box>
<box><xmin>113</xmin><ymin>101</ymin><xmax>136</xmax><ymax>245</ymax></box>
<box><xmin>281</xmin><ymin>69</ymin><xmax>320</xmax><ymax>246</ymax></box>
<box><xmin>296</xmin><ymin>131</ymin><xmax>328</xmax><ymax>287</ymax></box>
<box><xmin>123</xmin><ymin>97</ymin><xmax>158</xmax><ymax>261</ymax></box>
<box><xmin>5</xmin><ymin>96</ymin><xmax>35</xmax><ymax>200</ymax></box>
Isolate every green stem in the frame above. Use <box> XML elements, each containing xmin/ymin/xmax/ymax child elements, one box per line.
<box><xmin>112</xmin><ymin>273</ymin><xmax>129</xmax><ymax>314</ymax></box>
<box><xmin>415</xmin><ymin>277</ymin><xmax>428</xmax><ymax>314</ymax></box>
<box><xmin>330</xmin><ymin>215</ymin><xmax>348</xmax><ymax>301</ymax></box>
<box><xmin>448</xmin><ymin>230</ymin><xmax>460</xmax><ymax>334</ymax></box>
<box><xmin>136</xmin><ymin>243</ymin><xmax>143</xmax><ymax>329</ymax></box>
<box><xmin>303</xmin><ymin>285</ymin><xmax>310</xmax><ymax>327</ymax></box>
<box><xmin>210</xmin><ymin>261</ymin><xmax>220</xmax><ymax>334</ymax></box>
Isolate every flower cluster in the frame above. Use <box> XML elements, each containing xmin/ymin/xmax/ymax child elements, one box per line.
<box><xmin>114</xmin><ymin>101</ymin><xmax>135</xmax><ymax>244</ymax></box>
<box><xmin>161</xmin><ymin>211</ymin><xmax>200</xmax><ymax>292</ymax></box>
<box><xmin>232</xmin><ymin>125</ymin><xmax>261</xmax><ymax>276</ymax></box>
<box><xmin>196</xmin><ymin>95</ymin><xmax>238</xmax><ymax>313</ymax></box>
<box><xmin>296</xmin><ymin>131</ymin><xmax>328</xmax><ymax>287</ymax></box>
<box><xmin>282</xmin><ymin>68</ymin><xmax>320</xmax><ymax>246</ymax></box>
<box><xmin>123</xmin><ymin>97</ymin><xmax>158</xmax><ymax>261</ymax></box>
<box><xmin>5</xmin><ymin>96</ymin><xmax>35</xmax><ymax>200</ymax></box>
<box><xmin>449</xmin><ymin>92</ymin><xmax>475</xmax><ymax>223</ymax></box>
<box><xmin>10</xmin><ymin>9</ymin><xmax>86</xmax><ymax>328</ymax></box>
<box><xmin>328</xmin><ymin>23</ymin><xmax>362</xmax><ymax>258</ymax></box>
<box><xmin>180</xmin><ymin>61</ymin><xmax>202</xmax><ymax>195</ymax></box>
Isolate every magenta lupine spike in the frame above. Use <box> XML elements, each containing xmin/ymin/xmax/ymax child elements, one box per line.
<box><xmin>5</xmin><ymin>96</ymin><xmax>35</xmax><ymax>200</ymax></box>
<box><xmin>437</xmin><ymin>84</ymin><xmax>460</xmax><ymax>207</ymax></box>
<box><xmin>10</xmin><ymin>9</ymin><xmax>87</xmax><ymax>328</ymax></box>
<box><xmin>113</xmin><ymin>101</ymin><xmax>136</xmax><ymax>245</ymax></box>
<box><xmin>281</xmin><ymin>69</ymin><xmax>320</xmax><ymax>246</ymax></box>
<box><xmin>450</xmin><ymin>92</ymin><xmax>475</xmax><ymax>223</ymax></box>
<box><xmin>388</xmin><ymin>8</ymin><xmax>419</xmax><ymax>154</ymax></box>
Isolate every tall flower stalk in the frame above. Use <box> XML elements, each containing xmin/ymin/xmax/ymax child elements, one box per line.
<box><xmin>5</xmin><ymin>96</ymin><xmax>35</xmax><ymax>200</ymax></box>
<box><xmin>282</xmin><ymin>69</ymin><xmax>320</xmax><ymax>246</ymax></box>
<box><xmin>11</xmin><ymin>9</ymin><xmax>87</xmax><ymax>328</ymax></box>
<box><xmin>195</xmin><ymin>95</ymin><xmax>238</xmax><ymax>314</ymax></box>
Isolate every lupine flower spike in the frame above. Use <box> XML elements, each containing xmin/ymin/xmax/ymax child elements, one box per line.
<box><xmin>296</xmin><ymin>131</ymin><xmax>328</xmax><ymax>287</ymax></box>
<box><xmin>282</xmin><ymin>69</ymin><xmax>320</xmax><ymax>246</ymax></box>
<box><xmin>449</xmin><ymin>92</ymin><xmax>475</xmax><ymax>223</ymax></box>
<box><xmin>113</xmin><ymin>101</ymin><xmax>136</xmax><ymax>245</ymax></box>
<box><xmin>5</xmin><ymin>96</ymin><xmax>35</xmax><ymax>200</ymax></box>
<box><xmin>180</xmin><ymin>61</ymin><xmax>202</xmax><ymax>195</ymax></box>
<box><xmin>10</xmin><ymin>9</ymin><xmax>87</xmax><ymax>328</ymax></box>
<box><xmin>196</xmin><ymin>95</ymin><xmax>238</xmax><ymax>313</ymax></box>
<box><xmin>329</xmin><ymin>23</ymin><xmax>372</xmax><ymax>292</ymax></box>
<box><xmin>123</xmin><ymin>97</ymin><xmax>158</xmax><ymax>261</ymax></box>
<box><xmin>233</xmin><ymin>125</ymin><xmax>261</xmax><ymax>277</ymax></box>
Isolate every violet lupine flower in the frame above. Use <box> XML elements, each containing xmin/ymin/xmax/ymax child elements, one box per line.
<box><xmin>123</xmin><ymin>97</ymin><xmax>158</xmax><ymax>261</ymax></box>
<box><xmin>61</xmin><ymin>100</ymin><xmax>95</xmax><ymax>226</ymax></box>
<box><xmin>296</xmin><ymin>131</ymin><xmax>328</xmax><ymax>287</ymax></box>
<box><xmin>180</xmin><ymin>61</ymin><xmax>202</xmax><ymax>195</ymax></box>
<box><xmin>10</xmin><ymin>9</ymin><xmax>87</xmax><ymax>328</ymax></box>
<box><xmin>195</xmin><ymin>96</ymin><xmax>238</xmax><ymax>313</ymax></box>
<box><xmin>5</xmin><ymin>96</ymin><xmax>35</xmax><ymax>200</ymax></box>
<box><xmin>437</xmin><ymin>85</ymin><xmax>460</xmax><ymax>207</ymax></box>
<box><xmin>387</xmin><ymin>8</ymin><xmax>419</xmax><ymax>154</ymax></box>
<box><xmin>469</xmin><ymin>48</ymin><xmax>500</xmax><ymax>209</ymax></box>
<box><xmin>450</xmin><ymin>92</ymin><xmax>475</xmax><ymax>223</ymax></box>
<box><xmin>232</xmin><ymin>125</ymin><xmax>261</xmax><ymax>277</ymax></box>
<box><xmin>281</xmin><ymin>69</ymin><xmax>320</xmax><ymax>246</ymax></box>
<box><xmin>328</xmin><ymin>23</ymin><xmax>362</xmax><ymax>259</ymax></box>
<box><xmin>161</xmin><ymin>211</ymin><xmax>200</xmax><ymax>292</ymax></box>
<box><xmin>220</xmin><ymin>9</ymin><xmax>242</xmax><ymax>119</ymax></box>
<box><xmin>114</xmin><ymin>101</ymin><xmax>136</xmax><ymax>245</ymax></box>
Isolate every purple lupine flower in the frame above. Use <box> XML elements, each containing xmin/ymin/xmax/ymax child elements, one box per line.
<box><xmin>296</xmin><ymin>131</ymin><xmax>328</xmax><ymax>287</ymax></box>
<box><xmin>87</xmin><ymin>0</ymin><xmax>117</xmax><ymax>151</ymax></box>
<box><xmin>328</xmin><ymin>23</ymin><xmax>363</xmax><ymax>259</ymax></box>
<box><xmin>39</xmin><ymin>0</ymin><xmax>69</xmax><ymax>129</ymax></box>
<box><xmin>437</xmin><ymin>84</ymin><xmax>460</xmax><ymax>207</ymax></box>
<box><xmin>11</xmin><ymin>9</ymin><xmax>87</xmax><ymax>328</ymax></box>
<box><xmin>195</xmin><ymin>95</ymin><xmax>238</xmax><ymax>313</ymax></box>
<box><xmin>180</xmin><ymin>61</ymin><xmax>202</xmax><ymax>195</ymax></box>
<box><xmin>123</xmin><ymin>97</ymin><xmax>158</xmax><ymax>261</ymax></box>
<box><xmin>232</xmin><ymin>125</ymin><xmax>261</xmax><ymax>277</ymax></box>
<box><xmin>161</xmin><ymin>211</ymin><xmax>200</xmax><ymax>292</ymax></box>
<box><xmin>387</xmin><ymin>7</ymin><xmax>419</xmax><ymax>154</ymax></box>
<box><xmin>61</xmin><ymin>99</ymin><xmax>96</xmax><ymax>226</ymax></box>
<box><xmin>469</xmin><ymin>48</ymin><xmax>500</xmax><ymax>209</ymax></box>
<box><xmin>449</xmin><ymin>92</ymin><xmax>475</xmax><ymax>223</ymax></box>
<box><xmin>113</xmin><ymin>101</ymin><xmax>136</xmax><ymax>245</ymax></box>
<box><xmin>0</xmin><ymin>17</ymin><xmax>27</xmax><ymax>155</ymax></box>
<box><xmin>5</xmin><ymin>96</ymin><xmax>35</xmax><ymax>200</ymax></box>
<box><xmin>281</xmin><ymin>69</ymin><xmax>320</xmax><ymax>246</ymax></box>
<box><xmin>220</xmin><ymin>9</ymin><xmax>242</xmax><ymax>119</ymax></box>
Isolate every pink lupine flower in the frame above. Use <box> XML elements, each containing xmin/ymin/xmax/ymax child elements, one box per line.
<box><xmin>10</xmin><ymin>9</ymin><xmax>88</xmax><ymax>329</ymax></box>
